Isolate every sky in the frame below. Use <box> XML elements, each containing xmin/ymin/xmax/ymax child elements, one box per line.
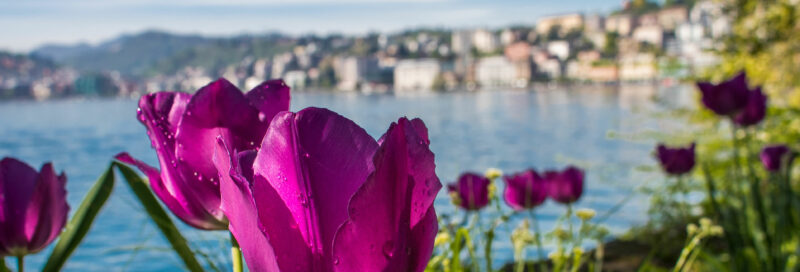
<box><xmin>0</xmin><ymin>0</ymin><xmax>623</xmax><ymax>52</ymax></box>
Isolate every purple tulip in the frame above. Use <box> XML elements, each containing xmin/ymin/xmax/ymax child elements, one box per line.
<box><xmin>116</xmin><ymin>78</ymin><xmax>290</xmax><ymax>230</ymax></box>
<box><xmin>734</xmin><ymin>88</ymin><xmax>767</xmax><ymax>126</ymax></box>
<box><xmin>0</xmin><ymin>158</ymin><xmax>69</xmax><ymax>256</ymax></box>
<box><xmin>544</xmin><ymin>166</ymin><xmax>584</xmax><ymax>204</ymax></box>
<box><xmin>447</xmin><ymin>173</ymin><xmax>491</xmax><ymax>211</ymax></box>
<box><xmin>214</xmin><ymin>107</ymin><xmax>441</xmax><ymax>272</ymax></box>
<box><xmin>656</xmin><ymin>143</ymin><xmax>696</xmax><ymax>176</ymax></box>
<box><xmin>503</xmin><ymin>170</ymin><xmax>547</xmax><ymax>210</ymax></box>
<box><xmin>697</xmin><ymin>72</ymin><xmax>751</xmax><ymax>116</ymax></box>
<box><xmin>760</xmin><ymin>145</ymin><xmax>793</xmax><ymax>172</ymax></box>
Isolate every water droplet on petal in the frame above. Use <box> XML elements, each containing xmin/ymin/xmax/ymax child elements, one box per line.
<box><xmin>193</xmin><ymin>172</ymin><xmax>198</xmax><ymax>176</ymax></box>
<box><xmin>258</xmin><ymin>112</ymin><xmax>267</xmax><ymax>122</ymax></box>
<box><xmin>382</xmin><ymin>241</ymin><xmax>395</xmax><ymax>258</ymax></box>
<box><xmin>333</xmin><ymin>257</ymin><xmax>340</xmax><ymax>265</ymax></box>
<box><xmin>303</xmin><ymin>153</ymin><xmax>310</xmax><ymax>158</ymax></box>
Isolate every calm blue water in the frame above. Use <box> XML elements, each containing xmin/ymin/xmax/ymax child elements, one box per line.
<box><xmin>0</xmin><ymin>85</ymin><xmax>691</xmax><ymax>271</ymax></box>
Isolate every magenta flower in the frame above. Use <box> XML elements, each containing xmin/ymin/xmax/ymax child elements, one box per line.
<box><xmin>697</xmin><ymin>72</ymin><xmax>751</xmax><ymax>116</ymax></box>
<box><xmin>734</xmin><ymin>88</ymin><xmax>767</xmax><ymax>126</ymax></box>
<box><xmin>214</xmin><ymin>107</ymin><xmax>441</xmax><ymax>271</ymax></box>
<box><xmin>656</xmin><ymin>143</ymin><xmax>696</xmax><ymax>176</ymax></box>
<box><xmin>544</xmin><ymin>166</ymin><xmax>584</xmax><ymax>204</ymax></box>
<box><xmin>760</xmin><ymin>145</ymin><xmax>793</xmax><ymax>172</ymax></box>
<box><xmin>0</xmin><ymin>158</ymin><xmax>69</xmax><ymax>256</ymax></box>
<box><xmin>447</xmin><ymin>173</ymin><xmax>491</xmax><ymax>211</ymax></box>
<box><xmin>116</xmin><ymin>78</ymin><xmax>290</xmax><ymax>230</ymax></box>
<box><xmin>503</xmin><ymin>170</ymin><xmax>547</xmax><ymax>210</ymax></box>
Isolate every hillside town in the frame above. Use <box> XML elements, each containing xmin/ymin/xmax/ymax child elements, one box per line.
<box><xmin>0</xmin><ymin>0</ymin><xmax>729</xmax><ymax>100</ymax></box>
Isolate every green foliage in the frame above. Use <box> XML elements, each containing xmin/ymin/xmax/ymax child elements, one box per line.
<box><xmin>707</xmin><ymin>0</ymin><xmax>800</xmax><ymax>106</ymax></box>
<box><xmin>42</xmin><ymin>163</ymin><xmax>115</xmax><ymax>271</ymax></box>
<box><xmin>114</xmin><ymin>162</ymin><xmax>205</xmax><ymax>272</ymax></box>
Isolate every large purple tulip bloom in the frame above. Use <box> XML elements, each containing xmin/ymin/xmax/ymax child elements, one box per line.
<box><xmin>503</xmin><ymin>170</ymin><xmax>548</xmax><ymax>211</ymax></box>
<box><xmin>761</xmin><ymin>145</ymin><xmax>793</xmax><ymax>172</ymax></box>
<box><xmin>544</xmin><ymin>166</ymin><xmax>584</xmax><ymax>204</ymax></box>
<box><xmin>447</xmin><ymin>173</ymin><xmax>491</xmax><ymax>211</ymax></box>
<box><xmin>656</xmin><ymin>143</ymin><xmax>696</xmax><ymax>176</ymax></box>
<box><xmin>116</xmin><ymin>78</ymin><xmax>290</xmax><ymax>230</ymax></box>
<box><xmin>697</xmin><ymin>72</ymin><xmax>751</xmax><ymax>116</ymax></box>
<box><xmin>734</xmin><ymin>88</ymin><xmax>767</xmax><ymax>126</ymax></box>
<box><xmin>0</xmin><ymin>158</ymin><xmax>68</xmax><ymax>256</ymax></box>
<box><xmin>214</xmin><ymin>107</ymin><xmax>441</xmax><ymax>272</ymax></box>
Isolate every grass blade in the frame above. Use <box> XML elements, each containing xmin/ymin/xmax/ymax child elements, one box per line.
<box><xmin>43</xmin><ymin>163</ymin><xmax>116</xmax><ymax>272</ymax></box>
<box><xmin>113</xmin><ymin>162</ymin><xmax>204</xmax><ymax>272</ymax></box>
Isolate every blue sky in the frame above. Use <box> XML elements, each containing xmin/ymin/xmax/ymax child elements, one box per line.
<box><xmin>0</xmin><ymin>0</ymin><xmax>623</xmax><ymax>52</ymax></box>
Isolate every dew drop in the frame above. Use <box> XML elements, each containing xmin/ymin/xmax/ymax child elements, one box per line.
<box><xmin>303</xmin><ymin>152</ymin><xmax>310</xmax><ymax>158</ymax></box>
<box><xmin>250</xmin><ymin>141</ymin><xmax>256</xmax><ymax>146</ymax></box>
<box><xmin>193</xmin><ymin>172</ymin><xmax>198</xmax><ymax>176</ymax></box>
<box><xmin>333</xmin><ymin>257</ymin><xmax>340</xmax><ymax>265</ymax></box>
<box><xmin>186</xmin><ymin>111</ymin><xmax>192</xmax><ymax>116</ymax></box>
<box><xmin>258</xmin><ymin>112</ymin><xmax>267</xmax><ymax>122</ymax></box>
<box><xmin>382</xmin><ymin>241</ymin><xmax>395</xmax><ymax>258</ymax></box>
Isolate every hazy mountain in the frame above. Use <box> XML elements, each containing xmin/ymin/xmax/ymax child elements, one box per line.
<box><xmin>32</xmin><ymin>30</ymin><xmax>215</xmax><ymax>76</ymax></box>
<box><xmin>31</xmin><ymin>43</ymin><xmax>92</xmax><ymax>62</ymax></box>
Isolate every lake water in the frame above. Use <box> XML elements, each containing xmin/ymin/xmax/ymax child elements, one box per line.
<box><xmin>0</xmin><ymin>85</ymin><xmax>692</xmax><ymax>271</ymax></box>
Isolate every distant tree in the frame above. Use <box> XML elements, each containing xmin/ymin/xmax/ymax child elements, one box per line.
<box><xmin>704</xmin><ymin>0</ymin><xmax>800</xmax><ymax>105</ymax></box>
<box><xmin>602</xmin><ymin>32</ymin><xmax>620</xmax><ymax>58</ymax></box>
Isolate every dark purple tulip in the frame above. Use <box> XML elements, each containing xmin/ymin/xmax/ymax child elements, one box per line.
<box><xmin>544</xmin><ymin>166</ymin><xmax>584</xmax><ymax>204</ymax></box>
<box><xmin>503</xmin><ymin>170</ymin><xmax>547</xmax><ymax>210</ymax></box>
<box><xmin>760</xmin><ymin>145</ymin><xmax>793</xmax><ymax>172</ymax></box>
<box><xmin>697</xmin><ymin>72</ymin><xmax>751</xmax><ymax>116</ymax></box>
<box><xmin>116</xmin><ymin>78</ymin><xmax>290</xmax><ymax>230</ymax></box>
<box><xmin>734</xmin><ymin>88</ymin><xmax>767</xmax><ymax>126</ymax></box>
<box><xmin>0</xmin><ymin>158</ymin><xmax>69</xmax><ymax>256</ymax></box>
<box><xmin>214</xmin><ymin>107</ymin><xmax>441</xmax><ymax>272</ymax></box>
<box><xmin>448</xmin><ymin>173</ymin><xmax>491</xmax><ymax>211</ymax></box>
<box><xmin>656</xmin><ymin>143</ymin><xmax>696</xmax><ymax>175</ymax></box>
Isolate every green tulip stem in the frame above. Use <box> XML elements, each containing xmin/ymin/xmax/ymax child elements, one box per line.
<box><xmin>529</xmin><ymin>209</ymin><xmax>548</xmax><ymax>272</ymax></box>
<box><xmin>16</xmin><ymin>256</ymin><xmax>23</xmax><ymax>272</ymax></box>
<box><xmin>230</xmin><ymin>232</ymin><xmax>243</xmax><ymax>272</ymax></box>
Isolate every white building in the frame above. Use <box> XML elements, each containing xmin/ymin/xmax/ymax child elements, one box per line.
<box><xmin>475</xmin><ymin>56</ymin><xmax>529</xmax><ymax>88</ymax></box>
<box><xmin>547</xmin><ymin>41</ymin><xmax>570</xmax><ymax>60</ymax></box>
<box><xmin>632</xmin><ymin>25</ymin><xmax>664</xmax><ymax>47</ymax></box>
<box><xmin>472</xmin><ymin>29</ymin><xmax>498</xmax><ymax>53</ymax></box>
<box><xmin>283</xmin><ymin>70</ymin><xmax>307</xmax><ymax>90</ymax></box>
<box><xmin>606</xmin><ymin>14</ymin><xmax>636</xmax><ymax>36</ymax></box>
<box><xmin>451</xmin><ymin>30</ymin><xmax>473</xmax><ymax>54</ymax></box>
<box><xmin>619</xmin><ymin>53</ymin><xmax>657</xmax><ymax>82</ymax></box>
<box><xmin>393</xmin><ymin>59</ymin><xmax>441</xmax><ymax>92</ymax></box>
<box><xmin>335</xmin><ymin>56</ymin><xmax>366</xmax><ymax>91</ymax></box>
<box><xmin>536</xmin><ymin>58</ymin><xmax>562</xmax><ymax>79</ymax></box>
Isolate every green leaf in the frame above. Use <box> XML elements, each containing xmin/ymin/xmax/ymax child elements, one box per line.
<box><xmin>43</xmin><ymin>163</ymin><xmax>116</xmax><ymax>272</ymax></box>
<box><xmin>113</xmin><ymin>162</ymin><xmax>205</xmax><ymax>272</ymax></box>
<box><xmin>1</xmin><ymin>257</ymin><xmax>9</xmax><ymax>272</ymax></box>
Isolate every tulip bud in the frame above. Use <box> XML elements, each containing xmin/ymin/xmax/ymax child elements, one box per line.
<box><xmin>655</xmin><ymin>143</ymin><xmax>696</xmax><ymax>176</ymax></box>
<box><xmin>0</xmin><ymin>158</ymin><xmax>69</xmax><ymax>257</ymax></box>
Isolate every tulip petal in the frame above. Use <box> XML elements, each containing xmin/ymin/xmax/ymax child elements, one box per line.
<box><xmin>246</xmin><ymin>79</ymin><xmax>291</xmax><ymax>124</ymax></box>
<box><xmin>213</xmin><ymin>140</ymin><xmax>282</xmax><ymax>272</ymax></box>
<box><xmin>0</xmin><ymin>158</ymin><xmax>39</xmax><ymax>250</ymax></box>
<box><xmin>332</xmin><ymin>118</ymin><xmax>440</xmax><ymax>272</ymax></box>
<box><xmin>115</xmin><ymin>153</ymin><xmax>225</xmax><ymax>230</ymax></box>
<box><xmin>503</xmin><ymin>170</ymin><xmax>547</xmax><ymax>210</ymax></box>
<box><xmin>24</xmin><ymin>163</ymin><xmax>68</xmax><ymax>253</ymax></box>
<box><xmin>175</xmin><ymin>78</ymin><xmax>263</xmax><ymax>185</ymax></box>
<box><xmin>252</xmin><ymin>107</ymin><xmax>379</xmax><ymax>270</ymax></box>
